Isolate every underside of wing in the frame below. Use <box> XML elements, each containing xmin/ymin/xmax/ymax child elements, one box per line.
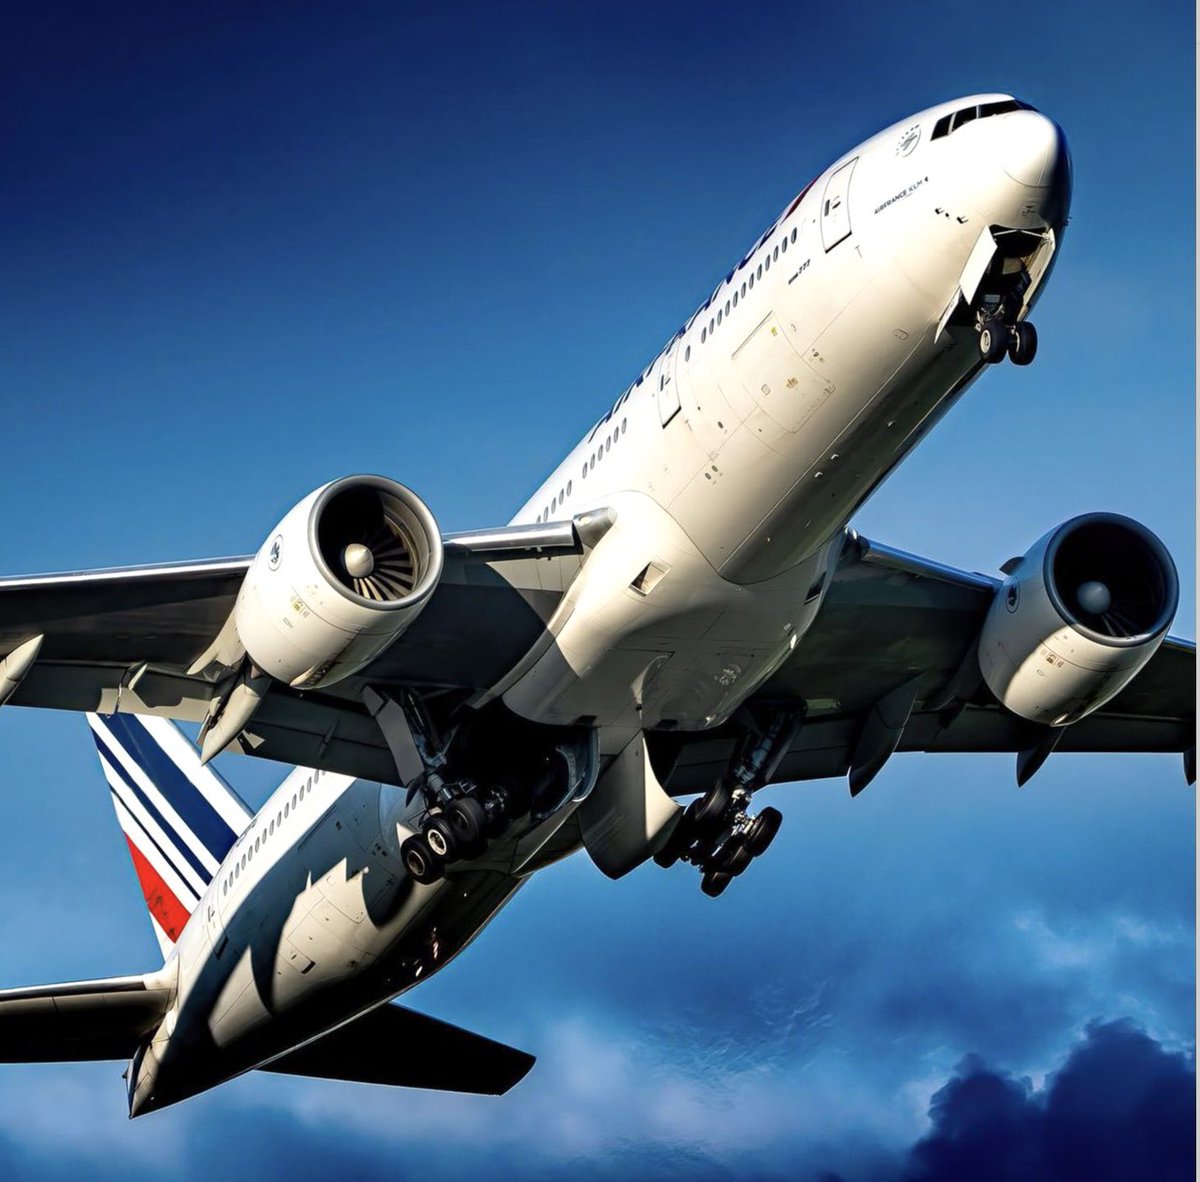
<box><xmin>659</xmin><ymin>534</ymin><xmax>1195</xmax><ymax>795</ymax></box>
<box><xmin>261</xmin><ymin>1003</ymin><xmax>535</xmax><ymax>1095</ymax></box>
<box><xmin>0</xmin><ymin>515</ymin><xmax>589</xmax><ymax>781</ymax></box>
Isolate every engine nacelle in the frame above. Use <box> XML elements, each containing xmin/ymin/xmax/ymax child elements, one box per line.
<box><xmin>235</xmin><ymin>475</ymin><xmax>443</xmax><ymax>689</ymax></box>
<box><xmin>978</xmin><ymin>513</ymin><xmax>1178</xmax><ymax>726</ymax></box>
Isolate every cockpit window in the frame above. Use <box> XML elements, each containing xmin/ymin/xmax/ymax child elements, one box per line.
<box><xmin>931</xmin><ymin>98</ymin><xmax>1035</xmax><ymax>141</ymax></box>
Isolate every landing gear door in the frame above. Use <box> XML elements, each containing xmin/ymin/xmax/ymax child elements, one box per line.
<box><xmin>820</xmin><ymin>158</ymin><xmax>857</xmax><ymax>252</ymax></box>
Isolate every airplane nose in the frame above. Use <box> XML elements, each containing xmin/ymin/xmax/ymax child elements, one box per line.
<box><xmin>998</xmin><ymin>111</ymin><xmax>1069</xmax><ymax>189</ymax></box>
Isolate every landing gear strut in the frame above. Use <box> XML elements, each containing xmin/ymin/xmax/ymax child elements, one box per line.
<box><xmin>654</xmin><ymin>708</ymin><xmax>798</xmax><ymax>897</ymax></box>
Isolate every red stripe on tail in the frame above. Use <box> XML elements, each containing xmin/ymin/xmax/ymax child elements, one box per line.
<box><xmin>123</xmin><ymin>836</ymin><xmax>191</xmax><ymax>943</ymax></box>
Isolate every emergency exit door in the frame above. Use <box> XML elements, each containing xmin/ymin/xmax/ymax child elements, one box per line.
<box><xmin>821</xmin><ymin>157</ymin><xmax>857</xmax><ymax>252</ymax></box>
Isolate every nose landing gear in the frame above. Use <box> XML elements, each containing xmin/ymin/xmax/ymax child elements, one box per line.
<box><xmin>978</xmin><ymin>313</ymin><xmax>1038</xmax><ymax>367</ymax></box>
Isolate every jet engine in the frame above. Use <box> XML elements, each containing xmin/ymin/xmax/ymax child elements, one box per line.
<box><xmin>978</xmin><ymin>513</ymin><xmax>1178</xmax><ymax>726</ymax></box>
<box><xmin>234</xmin><ymin>475</ymin><xmax>443</xmax><ymax>689</ymax></box>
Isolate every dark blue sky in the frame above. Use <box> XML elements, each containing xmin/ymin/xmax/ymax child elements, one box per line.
<box><xmin>0</xmin><ymin>3</ymin><xmax>1193</xmax><ymax>1178</ymax></box>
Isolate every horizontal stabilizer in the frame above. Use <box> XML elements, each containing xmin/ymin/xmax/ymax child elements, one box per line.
<box><xmin>262</xmin><ymin>1003</ymin><xmax>535</xmax><ymax>1095</ymax></box>
<box><xmin>0</xmin><ymin>973</ymin><xmax>170</xmax><ymax>1063</ymax></box>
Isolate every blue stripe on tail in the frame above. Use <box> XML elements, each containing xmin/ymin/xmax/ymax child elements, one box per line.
<box><xmin>99</xmin><ymin>714</ymin><xmax>239</xmax><ymax>863</ymax></box>
<box><xmin>91</xmin><ymin>729</ymin><xmax>214</xmax><ymax>888</ymax></box>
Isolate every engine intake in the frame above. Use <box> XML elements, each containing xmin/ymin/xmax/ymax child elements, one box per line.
<box><xmin>979</xmin><ymin>513</ymin><xmax>1178</xmax><ymax>726</ymax></box>
<box><xmin>235</xmin><ymin>476</ymin><xmax>443</xmax><ymax>690</ymax></box>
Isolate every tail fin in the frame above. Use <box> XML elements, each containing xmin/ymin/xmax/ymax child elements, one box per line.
<box><xmin>87</xmin><ymin>713</ymin><xmax>253</xmax><ymax>956</ymax></box>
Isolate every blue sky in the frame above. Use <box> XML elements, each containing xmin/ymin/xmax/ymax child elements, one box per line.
<box><xmin>0</xmin><ymin>3</ymin><xmax>1193</xmax><ymax>1179</ymax></box>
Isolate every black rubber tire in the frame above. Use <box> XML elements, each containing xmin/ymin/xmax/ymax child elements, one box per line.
<box><xmin>1008</xmin><ymin>321</ymin><xmax>1037</xmax><ymax>366</ymax></box>
<box><xmin>717</xmin><ymin>838</ymin><xmax>754</xmax><ymax>877</ymax></box>
<box><xmin>978</xmin><ymin>321</ymin><xmax>1008</xmax><ymax>364</ymax></box>
<box><xmin>700</xmin><ymin>870</ymin><xmax>733</xmax><ymax>898</ymax></box>
<box><xmin>688</xmin><ymin>783</ymin><xmax>733</xmax><ymax>836</ymax></box>
<box><xmin>746</xmin><ymin>807</ymin><xmax>783</xmax><ymax>858</ymax></box>
<box><xmin>447</xmin><ymin>797</ymin><xmax>488</xmax><ymax>859</ymax></box>
<box><xmin>401</xmin><ymin>834</ymin><xmax>444</xmax><ymax>885</ymax></box>
<box><xmin>423</xmin><ymin>816</ymin><xmax>457</xmax><ymax>861</ymax></box>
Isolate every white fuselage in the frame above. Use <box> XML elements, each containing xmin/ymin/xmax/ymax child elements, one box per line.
<box><xmin>133</xmin><ymin>94</ymin><xmax>1071</xmax><ymax>1112</ymax></box>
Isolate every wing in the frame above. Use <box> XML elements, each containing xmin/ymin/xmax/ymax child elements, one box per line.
<box><xmin>662</xmin><ymin>533</ymin><xmax>1196</xmax><ymax>795</ymax></box>
<box><xmin>261</xmin><ymin>1003</ymin><xmax>534</xmax><ymax>1095</ymax></box>
<box><xmin>0</xmin><ymin>522</ymin><xmax>584</xmax><ymax>782</ymax></box>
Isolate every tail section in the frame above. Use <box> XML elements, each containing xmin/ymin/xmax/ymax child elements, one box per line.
<box><xmin>87</xmin><ymin>713</ymin><xmax>253</xmax><ymax>955</ymax></box>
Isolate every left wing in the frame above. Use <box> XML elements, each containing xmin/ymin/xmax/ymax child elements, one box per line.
<box><xmin>0</xmin><ymin>523</ymin><xmax>584</xmax><ymax>781</ymax></box>
<box><xmin>661</xmin><ymin>534</ymin><xmax>1195</xmax><ymax>795</ymax></box>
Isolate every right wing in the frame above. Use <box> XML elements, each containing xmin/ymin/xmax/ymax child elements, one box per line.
<box><xmin>262</xmin><ymin>1003</ymin><xmax>535</xmax><ymax>1095</ymax></box>
<box><xmin>0</xmin><ymin>523</ymin><xmax>585</xmax><ymax>782</ymax></box>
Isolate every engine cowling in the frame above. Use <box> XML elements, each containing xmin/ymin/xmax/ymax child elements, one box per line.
<box><xmin>978</xmin><ymin>513</ymin><xmax>1178</xmax><ymax>726</ymax></box>
<box><xmin>234</xmin><ymin>475</ymin><xmax>443</xmax><ymax>689</ymax></box>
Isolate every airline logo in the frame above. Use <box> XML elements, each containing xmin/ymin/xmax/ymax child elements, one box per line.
<box><xmin>87</xmin><ymin>713</ymin><xmax>252</xmax><ymax>954</ymax></box>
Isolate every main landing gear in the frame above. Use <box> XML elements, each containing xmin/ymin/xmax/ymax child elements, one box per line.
<box><xmin>653</xmin><ymin>707</ymin><xmax>800</xmax><ymax>897</ymax></box>
<box><xmin>653</xmin><ymin>783</ymin><xmax>783</xmax><ymax>897</ymax></box>
<box><xmin>392</xmin><ymin>694</ymin><xmax>598</xmax><ymax>887</ymax></box>
<box><xmin>401</xmin><ymin>785</ymin><xmax>514</xmax><ymax>885</ymax></box>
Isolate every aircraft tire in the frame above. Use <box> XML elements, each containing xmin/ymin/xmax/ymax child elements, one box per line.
<box><xmin>688</xmin><ymin>783</ymin><xmax>733</xmax><ymax>836</ymax></box>
<box><xmin>700</xmin><ymin>870</ymin><xmax>733</xmax><ymax>898</ymax></box>
<box><xmin>447</xmin><ymin>797</ymin><xmax>488</xmax><ymax>859</ymax></box>
<box><xmin>746</xmin><ymin>807</ymin><xmax>783</xmax><ymax>857</ymax></box>
<box><xmin>423</xmin><ymin>816</ymin><xmax>458</xmax><ymax>861</ymax></box>
<box><xmin>978</xmin><ymin>321</ymin><xmax>1008</xmax><ymax>364</ymax></box>
<box><xmin>402</xmin><ymin>834</ymin><xmax>444</xmax><ymax>885</ymax></box>
<box><xmin>1008</xmin><ymin>321</ymin><xmax>1037</xmax><ymax>366</ymax></box>
<box><xmin>717</xmin><ymin>838</ymin><xmax>754</xmax><ymax>877</ymax></box>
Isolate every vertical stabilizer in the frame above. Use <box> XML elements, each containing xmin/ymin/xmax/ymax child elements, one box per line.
<box><xmin>86</xmin><ymin>713</ymin><xmax>252</xmax><ymax>955</ymax></box>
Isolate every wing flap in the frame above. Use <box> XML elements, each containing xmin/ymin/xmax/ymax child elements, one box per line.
<box><xmin>261</xmin><ymin>1003</ymin><xmax>535</xmax><ymax>1095</ymax></box>
<box><xmin>0</xmin><ymin>974</ymin><xmax>170</xmax><ymax>1063</ymax></box>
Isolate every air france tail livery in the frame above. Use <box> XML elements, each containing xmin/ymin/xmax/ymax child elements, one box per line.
<box><xmin>0</xmin><ymin>95</ymin><xmax>1192</xmax><ymax>1116</ymax></box>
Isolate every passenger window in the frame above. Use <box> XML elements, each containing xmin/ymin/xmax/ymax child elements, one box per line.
<box><xmin>765</xmin><ymin>255</ymin><xmax>771</xmax><ymax>271</ymax></box>
<box><xmin>740</xmin><ymin>282</ymin><xmax>746</xmax><ymax>297</ymax></box>
<box><xmin>790</xmin><ymin>228</ymin><xmax>797</xmax><ymax>243</ymax></box>
<box><xmin>749</xmin><ymin>273</ymin><xmax>754</xmax><ymax>289</ymax></box>
<box><xmin>717</xmin><ymin>309</ymin><xmax>722</xmax><ymax>325</ymax></box>
<box><xmin>701</xmin><ymin>327</ymin><xmax>706</xmax><ymax>342</ymax></box>
<box><xmin>732</xmin><ymin>291</ymin><xmax>738</xmax><ymax>307</ymax></box>
<box><xmin>781</xmin><ymin>236</ymin><xmax>787</xmax><ymax>253</ymax></box>
<box><xmin>685</xmin><ymin>345</ymin><xmax>691</xmax><ymax>360</ymax></box>
<box><xmin>621</xmin><ymin>417</ymin><xmax>627</xmax><ymax>433</ymax></box>
<box><xmin>590</xmin><ymin>455</ymin><xmax>595</xmax><ymax>470</ymax></box>
<box><xmin>567</xmin><ymin>479</ymin><xmax>573</xmax><ymax>495</ymax></box>
<box><xmin>724</xmin><ymin>300</ymin><xmax>730</xmax><ymax>315</ymax></box>
<box><xmin>756</xmin><ymin>264</ymin><xmax>762</xmax><ymax>280</ymax></box>
<box><xmin>773</xmin><ymin>246</ymin><xmax>779</xmax><ymax>261</ymax></box>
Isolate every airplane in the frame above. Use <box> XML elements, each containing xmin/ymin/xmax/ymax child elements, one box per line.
<box><xmin>0</xmin><ymin>93</ymin><xmax>1192</xmax><ymax>1117</ymax></box>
